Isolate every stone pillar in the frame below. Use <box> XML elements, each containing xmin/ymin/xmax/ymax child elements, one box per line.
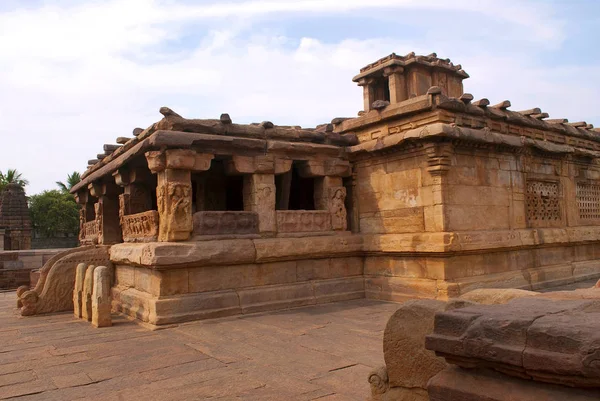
<box><xmin>226</xmin><ymin>155</ymin><xmax>291</xmax><ymax>235</ymax></box>
<box><xmin>88</xmin><ymin>182</ymin><xmax>122</xmax><ymax>245</ymax></box>
<box><xmin>92</xmin><ymin>266</ymin><xmax>112</xmax><ymax>328</ymax></box>
<box><xmin>314</xmin><ymin>176</ymin><xmax>348</xmax><ymax>231</ymax></box>
<box><xmin>0</xmin><ymin>229</ymin><xmax>4</xmax><ymax>251</ymax></box>
<box><xmin>358</xmin><ymin>78</ymin><xmax>376</xmax><ymax>112</ymax></box>
<box><xmin>146</xmin><ymin>149</ymin><xmax>213</xmax><ymax>242</ymax></box>
<box><xmin>73</xmin><ymin>263</ymin><xmax>87</xmax><ymax>319</ymax></box>
<box><xmin>244</xmin><ymin>174</ymin><xmax>276</xmax><ymax>234</ymax></box>
<box><xmin>301</xmin><ymin>158</ymin><xmax>351</xmax><ymax>231</ymax></box>
<box><xmin>384</xmin><ymin>66</ymin><xmax>406</xmax><ymax>104</ymax></box>
<box><xmin>113</xmin><ymin>168</ymin><xmax>153</xmax><ymax>218</ymax></box>
<box><xmin>81</xmin><ymin>265</ymin><xmax>97</xmax><ymax>322</ymax></box>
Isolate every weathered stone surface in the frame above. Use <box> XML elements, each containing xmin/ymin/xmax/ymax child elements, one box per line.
<box><xmin>193</xmin><ymin>211</ymin><xmax>259</xmax><ymax>236</ymax></box>
<box><xmin>428</xmin><ymin>366</ymin><xmax>600</xmax><ymax>401</ymax></box>
<box><xmin>426</xmin><ymin>297</ymin><xmax>600</xmax><ymax>387</ymax></box>
<box><xmin>458</xmin><ymin>288</ymin><xmax>538</xmax><ymax>304</ymax></box>
<box><xmin>0</xmin><ymin>183</ymin><xmax>31</xmax><ymax>250</ymax></box>
<box><xmin>384</xmin><ymin>299</ymin><xmax>447</xmax><ymax>389</ymax></box>
<box><xmin>17</xmin><ymin>246</ymin><xmax>112</xmax><ymax>316</ymax></box>
<box><xmin>82</xmin><ymin>264</ymin><xmax>97</xmax><ymax>322</ymax></box>
<box><xmin>92</xmin><ymin>265</ymin><xmax>112</xmax><ymax>328</ymax></box>
<box><xmin>73</xmin><ymin>263</ymin><xmax>87</xmax><ymax>318</ymax></box>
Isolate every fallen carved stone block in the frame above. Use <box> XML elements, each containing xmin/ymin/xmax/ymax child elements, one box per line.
<box><xmin>426</xmin><ymin>297</ymin><xmax>600</xmax><ymax>388</ymax></box>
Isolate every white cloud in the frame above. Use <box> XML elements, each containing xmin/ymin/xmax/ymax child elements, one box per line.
<box><xmin>0</xmin><ymin>0</ymin><xmax>594</xmax><ymax>195</ymax></box>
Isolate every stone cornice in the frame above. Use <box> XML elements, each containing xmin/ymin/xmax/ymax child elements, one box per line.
<box><xmin>109</xmin><ymin>226</ymin><xmax>600</xmax><ymax>268</ymax></box>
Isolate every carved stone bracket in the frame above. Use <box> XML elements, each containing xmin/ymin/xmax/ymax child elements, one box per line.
<box><xmin>297</xmin><ymin>159</ymin><xmax>351</xmax><ymax>177</ymax></box>
<box><xmin>145</xmin><ymin>149</ymin><xmax>214</xmax><ymax>173</ymax></box>
<box><xmin>224</xmin><ymin>155</ymin><xmax>292</xmax><ymax>175</ymax></box>
<box><xmin>424</xmin><ymin>142</ymin><xmax>453</xmax><ymax>177</ymax></box>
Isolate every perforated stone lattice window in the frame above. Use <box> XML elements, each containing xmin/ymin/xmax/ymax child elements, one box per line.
<box><xmin>576</xmin><ymin>182</ymin><xmax>600</xmax><ymax>220</ymax></box>
<box><xmin>526</xmin><ymin>181</ymin><xmax>561</xmax><ymax>222</ymax></box>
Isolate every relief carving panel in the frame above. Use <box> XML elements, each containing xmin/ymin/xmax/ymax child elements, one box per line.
<box><xmin>277</xmin><ymin>210</ymin><xmax>332</xmax><ymax>233</ymax></box>
<box><xmin>157</xmin><ymin>182</ymin><xmax>193</xmax><ymax>241</ymax></box>
<box><xmin>121</xmin><ymin>210</ymin><xmax>159</xmax><ymax>242</ymax></box>
<box><xmin>193</xmin><ymin>211</ymin><xmax>259</xmax><ymax>236</ymax></box>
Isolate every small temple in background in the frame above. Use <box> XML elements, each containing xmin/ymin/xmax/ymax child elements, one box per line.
<box><xmin>0</xmin><ymin>183</ymin><xmax>31</xmax><ymax>251</ymax></box>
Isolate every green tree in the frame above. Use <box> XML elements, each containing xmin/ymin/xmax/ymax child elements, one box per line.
<box><xmin>29</xmin><ymin>190</ymin><xmax>80</xmax><ymax>237</ymax></box>
<box><xmin>0</xmin><ymin>169</ymin><xmax>28</xmax><ymax>192</ymax></box>
<box><xmin>56</xmin><ymin>171</ymin><xmax>81</xmax><ymax>193</ymax></box>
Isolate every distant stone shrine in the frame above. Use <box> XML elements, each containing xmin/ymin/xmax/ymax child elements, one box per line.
<box><xmin>31</xmin><ymin>51</ymin><xmax>597</xmax><ymax>326</ymax></box>
<box><xmin>0</xmin><ymin>183</ymin><xmax>32</xmax><ymax>250</ymax></box>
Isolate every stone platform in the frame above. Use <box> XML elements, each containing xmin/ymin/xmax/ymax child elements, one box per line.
<box><xmin>0</xmin><ymin>291</ymin><xmax>398</xmax><ymax>400</ymax></box>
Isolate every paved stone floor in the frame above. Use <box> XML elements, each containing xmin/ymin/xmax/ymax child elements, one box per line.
<box><xmin>0</xmin><ymin>292</ymin><xmax>399</xmax><ymax>400</ymax></box>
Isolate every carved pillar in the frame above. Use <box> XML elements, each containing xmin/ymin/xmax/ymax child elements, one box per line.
<box><xmin>384</xmin><ymin>66</ymin><xmax>406</xmax><ymax>104</ymax></box>
<box><xmin>88</xmin><ymin>181</ymin><xmax>122</xmax><ymax>245</ymax></box>
<box><xmin>113</xmin><ymin>168</ymin><xmax>153</xmax><ymax>217</ymax></box>
<box><xmin>75</xmin><ymin>190</ymin><xmax>95</xmax><ymax>244</ymax></box>
<box><xmin>243</xmin><ymin>174</ymin><xmax>276</xmax><ymax>234</ymax></box>
<box><xmin>300</xmin><ymin>158</ymin><xmax>351</xmax><ymax>231</ymax></box>
<box><xmin>423</xmin><ymin>142</ymin><xmax>452</xmax><ymax>232</ymax></box>
<box><xmin>146</xmin><ymin>149</ymin><xmax>213</xmax><ymax>241</ymax></box>
<box><xmin>314</xmin><ymin>176</ymin><xmax>348</xmax><ymax>231</ymax></box>
<box><xmin>227</xmin><ymin>155</ymin><xmax>291</xmax><ymax>235</ymax></box>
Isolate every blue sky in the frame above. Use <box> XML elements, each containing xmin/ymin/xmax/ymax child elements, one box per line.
<box><xmin>0</xmin><ymin>0</ymin><xmax>599</xmax><ymax>194</ymax></box>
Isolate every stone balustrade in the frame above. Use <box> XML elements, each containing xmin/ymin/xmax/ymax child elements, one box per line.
<box><xmin>81</xmin><ymin>221</ymin><xmax>98</xmax><ymax>244</ymax></box>
<box><xmin>121</xmin><ymin>210</ymin><xmax>159</xmax><ymax>242</ymax></box>
<box><xmin>193</xmin><ymin>211</ymin><xmax>259</xmax><ymax>236</ymax></box>
<box><xmin>276</xmin><ymin>210</ymin><xmax>332</xmax><ymax>233</ymax></box>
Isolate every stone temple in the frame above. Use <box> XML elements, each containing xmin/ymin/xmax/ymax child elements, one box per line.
<box><xmin>0</xmin><ymin>183</ymin><xmax>32</xmax><ymax>251</ymax></box>
<box><xmin>16</xmin><ymin>52</ymin><xmax>600</xmax><ymax>326</ymax></box>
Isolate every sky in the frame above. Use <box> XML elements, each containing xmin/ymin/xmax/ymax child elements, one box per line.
<box><xmin>1</xmin><ymin>0</ymin><xmax>599</xmax><ymax>195</ymax></box>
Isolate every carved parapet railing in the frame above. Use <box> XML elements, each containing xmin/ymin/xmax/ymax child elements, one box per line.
<box><xmin>121</xmin><ymin>210</ymin><xmax>159</xmax><ymax>243</ymax></box>
<box><xmin>193</xmin><ymin>211</ymin><xmax>259</xmax><ymax>236</ymax></box>
<box><xmin>81</xmin><ymin>221</ymin><xmax>98</xmax><ymax>245</ymax></box>
<box><xmin>276</xmin><ymin>210</ymin><xmax>332</xmax><ymax>233</ymax></box>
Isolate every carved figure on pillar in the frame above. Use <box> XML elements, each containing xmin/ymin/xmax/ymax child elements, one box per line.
<box><xmin>329</xmin><ymin>187</ymin><xmax>347</xmax><ymax>231</ymax></box>
<box><xmin>94</xmin><ymin>202</ymin><xmax>103</xmax><ymax>244</ymax></box>
<box><xmin>78</xmin><ymin>208</ymin><xmax>85</xmax><ymax>242</ymax></box>
<box><xmin>157</xmin><ymin>182</ymin><xmax>193</xmax><ymax>241</ymax></box>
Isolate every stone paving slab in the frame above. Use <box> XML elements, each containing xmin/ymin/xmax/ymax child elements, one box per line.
<box><xmin>0</xmin><ymin>292</ymin><xmax>399</xmax><ymax>400</ymax></box>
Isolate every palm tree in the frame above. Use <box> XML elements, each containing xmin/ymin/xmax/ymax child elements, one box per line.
<box><xmin>0</xmin><ymin>169</ymin><xmax>28</xmax><ymax>192</ymax></box>
<box><xmin>56</xmin><ymin>171</ymin><xmax>81</xmax><ymax>193</ymax></box>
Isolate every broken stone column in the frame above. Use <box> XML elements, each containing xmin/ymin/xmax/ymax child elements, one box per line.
<box><xmin>146</xmin><ymin>149</ymin><xmax>213</xmax><ymax>241</ymax></box>
<box><xmin>81</xmin><ymin>265</ymin><xmax>97</xmax><ymax>321</ymax></box>
<box><xmin>92</xmin><ymin>266</ymin><xmax>112</xmax><ymax>328</ymax></box>
<box><xmin>73</xmin><ymin>263</ymin><xmax>87</xmax><ymax>318</ymax></box>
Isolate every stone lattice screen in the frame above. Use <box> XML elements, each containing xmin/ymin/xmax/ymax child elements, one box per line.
<box><xmin>526</xmin><ymin>180</ymin><xmax>562</xmax><ymax>226</ymax></box>
<box><xmin>576</xmin><ymin>181</ymin><xmax>600</xmax><ymax>221</ymax></box>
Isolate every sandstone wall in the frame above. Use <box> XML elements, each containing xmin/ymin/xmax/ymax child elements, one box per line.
<box><xmin>0</xmin><ymin>249</ymin><xmax>67</xmax><ymax>290</ymax></box>
<box><xmin>112</xmin><ymin>256</ymin><xmax>365</xmax><ymax>325</ymax></box>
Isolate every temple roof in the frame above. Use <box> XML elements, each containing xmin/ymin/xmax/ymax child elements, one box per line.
<box><xmin>72</xmin><ymin>108</ymin><xmax>356</xmax><ymax>194</ymax></box>
<box><xmin>0</xmin><ymin>183</ymin><xmax>31</xmax><ymax>230</ymax></box>
<box><xmin>353</xmin><ymin>52</ymin><xmax>469</xmax><ymax>82</ymax></box>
